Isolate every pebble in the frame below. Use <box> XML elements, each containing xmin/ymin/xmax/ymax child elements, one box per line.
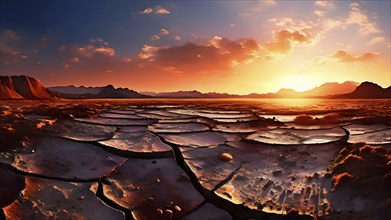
<box><xmin>219</xmin><ymin>152</ymin><xmax>233</xmax><ymax>161</ymax></box>
<box><xmin>156</xmin><ymin>208</ymin><xmax>163</xmax><ymax>215</ymax></box>
<box><xmin>164</xmin><ymin>209</ymin><xmax>173</xmax><ymax>216</ymax></box>
<box><xmin>173</xmin><ymin>205</ymin><xmax>181</xmax><ymax>212</ymax></box>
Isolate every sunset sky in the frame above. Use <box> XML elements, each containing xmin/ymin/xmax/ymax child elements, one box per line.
<box><xmin>1</xmin><ymin>0</ymin><xmax>390</xmax><ymax>94</ymax></box>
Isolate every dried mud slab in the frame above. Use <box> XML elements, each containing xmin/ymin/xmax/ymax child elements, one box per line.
<box><xmin>180</xmin><ymin>203</ymin><xmax>232</xmax><ymax>220</ymax></box>
<box><xmin>74</xmin><ymin>117</ymin><xmax>154</xmax><ymax>126</ymax></box>
<box><xmin>181</xmin><ymin>144</ymin><xmax>242</xmax><ymax>190</ymax></box>
<box><xmin>0</xmin><ymin>167</ymin><xmax>25</xmax><ymax>208</ymax></box>
<box><xmin>158</xmin><ymin>117</ymin><xmax>216</xmax><ymax>127</ymax></box>
<box><xmin>343</xmin><ymin>124</ymin><xmax>389</xmax><ymax>135</ymax></box>
<box><xmin>212</xmin><ymin>120</ymin><xmax>280</xmax><ymax>133</ymax></box>
<box><xmin>100</xmin><ymin>112</ymin><xmax>145</xmax><ymax>119</ymax></box>
<box><xmin>139</xmin><ymin>109</ymin><xmax>193</xmax><ymax>119</ymax></box>
<box><xmin>167</xmin><ymin>109</ymin><xmax>247</xmax><ymax>118</ymax></box>
<box><xmin>348</xmin><ymin>129</ymin><xmax>391</xmax><ymax>144</ymax></box>
<box><xmin>98</xmin><ymin>131</ymin><xmax>172</xmax><ymax>153</ymax></box>
<box><xmin>48</xmin><ymin>120</ymin><xmax>116</xmax><ymax>141</ymax></box>
<box><xmin>11</xmin><ymin>136</ymin><xmax>126</xmax><ymax>180</ymax></box>
<box><xmin>246</xmin><ymin>127</ymin><xmax>346</xmax><ymax>145</ymax></box>
<box><xmin>160</xmin><ymin>131</ymin><xmax>226</xmax><ymax>147</ymax></box>
<box><xmin>102</xmin><ymin>158</ymin><xmax>204</xmax><ymax>220</ymax></box>
<box><xmin>4</xmin><ymin>177</ymin><xmax>124</xmax><ymax>220</ymax></box>
<box><xmin>183</xmin><ymin>140</ymin><xmax>342</xmax><ymax>216</ymax></box>
<box><xmin>148</xmin><ymin>122</ymin><xmax>209</xmax><ymax>133</ymax></box>
<box><xmin>117</xmin><ymin>126</ymin><xmax>148</xmax><ymax>133</ymax></box>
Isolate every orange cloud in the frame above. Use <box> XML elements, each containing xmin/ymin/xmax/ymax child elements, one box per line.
<box><xmin>314</xmin><ymin>10</ymin><xmax>325</xmax><ymax>17</ymax></box>
<box><xmin>59</xmin><ymin>38</ymin><xmax>115</xmax><ymax>58</ymax></box>
<box><xmin>369</xmin><ymin>36</ymin><xmax>386</xmax><ymax>45</ymax></box>
<box><xmin>314</xmin><ymin>1</ymin><xmax>335</xmax><ymax>9</ymax></box>
<box><xmin>140</xmin><ymin>5</ymin><xmax>170</xmax><ymax>15</ymax></box>
<box><xmin>137</xmin><ymin>36</ymin><xmax>261</xmax><ymax>73</ymax></box>
<box><xmin>265</xmin><ymin>29</ymin><xmax>315</xmax><ymax>54</ymax></box>
<box><xmin>331</xmin><ymin>50</ymin><xmax>379</xmax><ymax>63</ymax></box>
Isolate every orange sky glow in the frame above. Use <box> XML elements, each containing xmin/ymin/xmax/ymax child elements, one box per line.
<box><xmin>1</xmin><ymin>1</ymin><xmax>390</xmax><ymax>94</ymax></box>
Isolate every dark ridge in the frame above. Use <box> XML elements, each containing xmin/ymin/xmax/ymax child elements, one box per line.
<box><xmin>96</xmin><ymin>180</ymin><xmax>134</xmax><ymax>220</ymax></box>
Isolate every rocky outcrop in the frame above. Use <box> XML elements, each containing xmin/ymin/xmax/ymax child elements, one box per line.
<box><xmin>0</xmin><ymin>75</ymin><xmax>56</xmax><ymax>100</ymax></box>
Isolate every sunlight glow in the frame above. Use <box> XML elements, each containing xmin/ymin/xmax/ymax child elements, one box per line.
<box><xmin>281</xmin><ymin>75</ymin><xmax>318</xmax><ymax>92</ymax></box>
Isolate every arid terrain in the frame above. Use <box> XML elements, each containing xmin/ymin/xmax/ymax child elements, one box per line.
<box><xmin>1</xmin><ymin>98</ymin><xmax>390</xmax><ymax>220</ymax></box>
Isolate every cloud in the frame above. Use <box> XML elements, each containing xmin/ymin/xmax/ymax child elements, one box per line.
<box><xmin>314</xmin><ymin>1</ymin><xmax>335</xmax><ymax>9</ymax></box>
<box><xmin>70</xmin><ymin>57</ymin><xmax>80</xmax><ymax>63</ymax></box>
<box><xmin>331</xmin><ymin>49</ymin><xmax>379</xmax><ymax>63</ymax></box>
<box><xmin>252</xmin><ymin>0</ymin><xmax>276</xmax><ymax>11</ymax></box>
<box><xmin>368</xmin><ymin>36</ymin><xmax>386</xmax><ymax>45</ymax></box>
<box><xmin>150</xmin><ymin>28</ymin><xmax>171</xmax><ymax>41</ymax></box>
<box><xmin>137</xmin><ymin>36</ymin><xmax>261</xmax><ymax>73</ymax></box>
<box><xmin>346</xmin><ymin>2</ymin><xmax>382</xmax><ymax>35</ymax></box>
<box><xmin>59</xmin><ymin>37</ymin><xmax>116</xmax><ymax>69</ymax></box>
<box><xmin>140</xmin><ymin>8</ymin><xmax>153</xmax><ymax>14</ymax></box>
<box><xmin>314</xmin><ymin>10</ymin><xmax>325</xmax><ymax>17</ymax></box>
<box><xmin>89</xmin><ymin>37</ymin><xmax>109</xmax><ymax>46</ymax></box>
<box><xmin>174</xmin><ymin>35</ymin><xmax>181</xmax><ymax>41</ymax></box>
<box><xmin>140</xmin><ymin>5</ymin><xmax>170</xmax><ymax>15</ymax></box>
<box><xmin>1</xmin><ymin>29</ymin><xmax>22</xmax><ymax>41</ymax></box>
<box><xmin>265</xmin><ymin>29</ymin><xmax>315</xmax><ymax>54</ymax></box>
<box><xmin>160</xmin><ymin>28</ymin><xmax>169</xmax><ymax>35</ymax></box>
<box><xmin>150</xmin><ymin>35</ymin><xmax>160</xmax><ymax>41</ymax></box>
<box><xmin>137</xmin><ymin>44</ymin><xmax>160</xmax><ymax>60</ymax></box>
<box><xmin>59</xmin><ymin>37</ymin><xmax>115</xmax><ymax>58</ymax></box>
<box><xmin>0</xmin><ymin>29</ymin><xmax>30</xmax><ymax>65</ymax></box>
<box><xmin>268</xmin><ymin>17</ymin><xmax>314</xmax><ymax>30</ymax></box>
<box><xmin>261</xmin><ymin>0</ymin><xmax>276</xmax><ymax>6</ymax></box>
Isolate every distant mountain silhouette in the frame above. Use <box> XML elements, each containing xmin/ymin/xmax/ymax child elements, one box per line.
<box><xmin>5</xmin><ymin>75</ymin><xmax>388</xmax><ymax>100</ymax></box>
<box><xmin>144</xmin><ymin>90</ymin><xmax>210</xmax><ymax>98</ymax></box>
<box><xmin>143</xmin><ymin>81</ymin><xmax>359</xmax><ymax>98</ymax></box>
<box><xmin>303</xmin><ymin>81</ymin><xmax>359</xmax><ymax>96</ymax></box>
<box><xmin>0</xmin><ymin>75</ymin><xmax>56</xmax><ymax>100</ymax></box>
<box><xmin>49</xmin><ymin>85</ymin><xmax>149</xmax><ymax>98</ymax></box>
<box><xmin>48</xmin><ymin>85</ymin><xmax>101</xmax><ymax>95</ymax></box>
<box><xmin>239</xmin><ymin>81</ymin><xmax>359</xmax><ymax>98</ymax></box>
<box><xmin>330</xmin><ymin>82</ymin><xmax>391</xmax><ymax>99</ymax></box>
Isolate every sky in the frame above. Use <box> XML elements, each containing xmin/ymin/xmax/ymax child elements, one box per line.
<box><xmin>0</xmin><ymin>0</ymin><xmax>390</xmax><ymax>94</ymax></box>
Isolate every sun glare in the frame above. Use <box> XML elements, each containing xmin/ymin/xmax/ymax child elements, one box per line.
<box><xmin>281</xmin><ymin>75</ymin><xmax>318</xmax><ymax>92</ymax></box>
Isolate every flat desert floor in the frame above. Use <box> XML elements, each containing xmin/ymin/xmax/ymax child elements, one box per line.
<box><xmin>1</xmin><ymin>98</ymin><xmax>390</xmax><ymax>220</ymax></box>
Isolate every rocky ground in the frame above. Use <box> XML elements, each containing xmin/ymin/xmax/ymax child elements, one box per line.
<box><xmin>1</xmin><ymin>99</ymin><xmax>390</xmax><ymax>220</ymax></box>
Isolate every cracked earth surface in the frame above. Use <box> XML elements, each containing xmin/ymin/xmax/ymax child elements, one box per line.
<box><xmin>1</xmin><ymin>99</ymin><xmax>390</xmax><ymax>220</ymax></box>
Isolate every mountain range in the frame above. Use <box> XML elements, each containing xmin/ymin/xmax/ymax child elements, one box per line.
<box><xmin>1</xmin><ymin>75</ymin><xmax>390</xmax><ymax>100</ymax></box>
<box><xmin>49</xmin><ymin>85</ymin><xmax>149</xmax><ymax>98</ymax></box>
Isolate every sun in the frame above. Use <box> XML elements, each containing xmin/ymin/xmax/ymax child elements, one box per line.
<box><xmin>281</xmin><ymin>75</ymin><xmax>318</xmax><ymax>92</ymax></box>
